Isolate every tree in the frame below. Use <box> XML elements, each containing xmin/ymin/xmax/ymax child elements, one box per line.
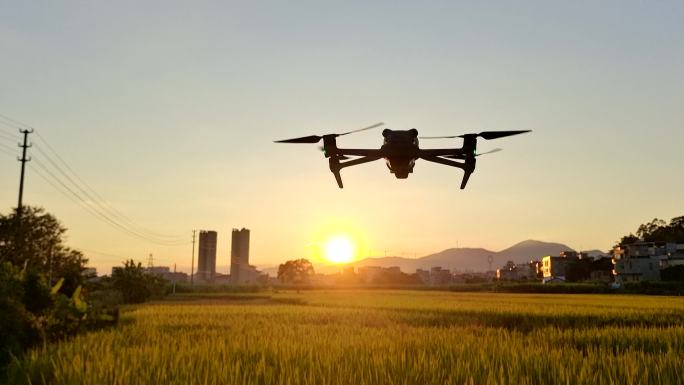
<box><xmin>110</xmin><ymin>260</ymin><xmax>167</xmax><ymax>304</ymax></box>
<box><xmin>0</xmin><ymin>207</ymin><xmax>119</xmax><ymax>372</ymax></box>
<box><xmin>636</xmin><ymin>218</ymin><xmax>667</xmax><ymax>240</ymax></box>
<box><xmin>277</xmin><ymin>259</ymin><xmax>315</xmax><ymax>285</ymax></box>
<box><xmin>614</xmin><ymin>216</ymin><xmax>684</xmax><ymax>248</ymax></box>
<box><xmin>0</xmin><ymin>206</ymin><xmax>87</xmax><ymax>294</ymax></box>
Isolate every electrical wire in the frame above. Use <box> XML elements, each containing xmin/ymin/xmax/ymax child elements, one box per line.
<box><xmin>29</xmin><ymin>158</ymin><xmax>189</xmax><ymax>246</ymax></box>
<box><xmin>0</xmin><ymin>142</ymin><xmax>18</xmax><ymax>155</ymax></box>
<box><xmin>0</xmin><ymin>131</ymin><xmax>19</xmax><ymax>142</ymax></box>
<box><xmin>0</xmin><ymin>112</ymin><xmax>189</xmax><ymax>246</ymax></box>
<box><xmin>31</xmin><ymin>142</ymin><xmax>184</xmax><ymax>242</ymax></box>
<box><xmin>0</xmin><ymin>146</ymin><xmax>16</xmax><ymax>158</ymax></box>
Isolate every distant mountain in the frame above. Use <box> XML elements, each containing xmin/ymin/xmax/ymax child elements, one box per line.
<box><xmin>498</xmin><ymin>240</ymin><xmax>572</xmax><ymax>261</ymax></box>
<box><xmin>584</xmin><ymin>249</ymin><xmax>609</xmax><ymax>258</ymax></box>
<box><xmin>346</xmin><ymin>239</ymin><xmax>576</xmax><ymax>273</ymax></box>
<box><xmin>418</xmin><ymin>248</ymin><xmax>495</xmax><ymax>272</ymax></box>
<box><xmin>256</xmin><ymin>240</ymin><xmax>596</xmax><ymax>276</ymax></box>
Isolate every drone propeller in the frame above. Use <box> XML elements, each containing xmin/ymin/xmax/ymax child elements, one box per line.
<box><xmin>476</xmin><ymin>148</ymin><xmax>502</xmax><ymax>156</ymax></box>
<box><xmin>446</xmin><ymin>148</ymin><xmax>502</xmax><ymax>159</ymax></box>
<box><xmin>419</xmin><ymin>130</ymin><xmax>531</xmax><ymax>140</ymax></box>
<box><xmin>275</xmin><ymin>122</ymin><xmax>384</xmax><ymax>144</ymax></box>
<box><xmin>477</xmin><ymin>130</ymin><xmax>531</xmax><ymax>140</ymax></box>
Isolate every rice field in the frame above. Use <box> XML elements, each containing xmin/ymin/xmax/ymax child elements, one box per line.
<box><xmin>8</xmin><ymin>291</ymin><xmax>684</xmax><ymax>385</ymax></box>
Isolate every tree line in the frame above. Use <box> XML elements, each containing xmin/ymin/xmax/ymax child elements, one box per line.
<box><xmin>0</xmin><ymin>206</ymin><xmax>169</xmax><ymax>374</ymax></box>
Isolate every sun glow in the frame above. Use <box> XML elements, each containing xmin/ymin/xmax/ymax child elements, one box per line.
<box><xmin>324</xmin><ymin>235</ymin><xmax>355</xmax><ymax>264</ymax></box>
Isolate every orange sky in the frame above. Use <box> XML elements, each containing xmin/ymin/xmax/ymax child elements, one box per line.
<box><xmin>1</xmin><ymin>1</ymin><xmax>683</xmax><ymax>274</ymax></box>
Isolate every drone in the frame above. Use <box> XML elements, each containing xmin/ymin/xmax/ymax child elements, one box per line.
<box><xmin>275</xmin><ymin>123</ymin><xmax>530</xmax><ymax>189</ymax></box>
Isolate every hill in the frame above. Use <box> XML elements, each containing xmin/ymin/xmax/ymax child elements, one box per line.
<box><xmin>348</xmin><ymin>239</ymin><xmax>576</xmax><ymax>273</ymax></box>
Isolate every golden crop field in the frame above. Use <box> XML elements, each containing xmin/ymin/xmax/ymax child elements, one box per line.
<box><xmin>8</xmin><ymin>291</ymin><xmax>684</xmax><ymax>385</ymax></box>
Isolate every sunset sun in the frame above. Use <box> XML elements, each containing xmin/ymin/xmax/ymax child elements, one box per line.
<box><xmin>324</xmin><ymin>235</ymin><xmax>355</xmax><ymax>264</ymax></box>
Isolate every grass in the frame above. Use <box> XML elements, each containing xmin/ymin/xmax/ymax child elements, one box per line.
<box><xmin>7</xmin><ymin>291</ymin><xmax>684</xmax><ymax>385</ymax></box>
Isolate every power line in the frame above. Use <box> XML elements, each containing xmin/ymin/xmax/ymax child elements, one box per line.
<box><xmin>31</xmin><ymin>143</ymin><xmax>183</xmax><ymax>242</ymax></box>
<box><xmin>76</xmin><ymin>248</ymin><xmax>129</xmax><ymax>261</ymax></box>
<box><xmin>0</xmin><ymin>118</ymin><xmax>23</xmax><ymax>137</ymax></box>
<box><xmin>29</xmin><ymin>158</ymin><xmax>189</xmax><ymax>246</ymax></box>
<box><xmin>30</xmin><ymin>159</ymin><xmax>177</xmax><ymax>244</ymax></box>
<box><xmin>0</xmin><ymin>114</ymin><xmax>31</xmax><ymax>130</ymax></box>
<box><xmin>0</xmin><ymin>130</ymin><xmax>19</xmax><ymax>141</ymax></box>
<box><xmin>1</xmin><ymin>112</ymin><xmax>184</xmax><ymax>240</ymax></box>
<box><xmin>0</xmin><ymin>142</ymin><xmax>17</xmax><ymax>154</ymax></box>
<box><xmin>0</xmin><ymin>112</ymin><xmax>189</xmax><ymax>245</ymax></box>
<box><xmin>36</xmin><ymin>132</ymin><xmax>182</xmax><ymax>239</ymax></box>
<box><xmin>31</xmin><ymin>131</ymin><xmax>184</xmax><ymax>240</ymax></box>
<box><xmin>0</xmin><ymin>146</ymin><xmax>16</xmax><ymax>158</ymax></box>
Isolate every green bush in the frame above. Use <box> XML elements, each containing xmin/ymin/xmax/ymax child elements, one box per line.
<box><xmin>0</xmin><ymin>263</ymin><xmax>41</xmax><ymax>370</ymax></box>
<box><xmin>110</xmin><ymin>260</ymin><xmax>168</xmax><ymax>304</ymax></box>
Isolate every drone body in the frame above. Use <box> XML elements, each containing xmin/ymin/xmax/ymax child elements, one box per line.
<box><xmin>276</xmin><ymin>123</ymin><xmax>530</xmax><ymax>189</ymax></box>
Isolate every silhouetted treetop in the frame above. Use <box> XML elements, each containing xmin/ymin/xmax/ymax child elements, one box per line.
<box><xmin>616</xmin><ymin>216</ymin><xmax>684</xmax><ymax>247</ymax></box>
<box><xmin>0</xmin><ymin>206</ymin><xmax>86</xmax><ymax>294</ymax></box>
<box><xmin>277</xmin><ymin>259</ymin><xmax>315</xmax><ymax>285</ymax></box>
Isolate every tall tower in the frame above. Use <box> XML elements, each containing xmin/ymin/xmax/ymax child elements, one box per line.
<box><xmin>197</xmin><ymin>230</ymin><xmax>217</xmax><ymax>282</ymax></box>
<box><xmin>230</xmin><ymin>228</ymin><xmax>250</xmax><ymax>284</ymax></box>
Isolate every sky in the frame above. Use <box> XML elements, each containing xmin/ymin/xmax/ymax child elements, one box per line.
<box><xmin>1</xmin><ymin>1</ymin><xmax>683</xmax><ymax>274</ymax></box>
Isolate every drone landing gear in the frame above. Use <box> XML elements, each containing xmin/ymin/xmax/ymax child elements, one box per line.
<box><xmin>420</xmin><ymin>156</ymin><xmax>476</xmax><ymax>190</ymax></box>
<box><xmin>328</xmin><ymin>155</ymin><xmax>383</xmax><ymax>189</ymax></box>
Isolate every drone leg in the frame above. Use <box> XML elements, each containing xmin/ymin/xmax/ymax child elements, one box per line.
<box><xmin>420</xmin><ymin>155</ymin><xmax>477</xmax><ymax>189</ymax></box>
<box><xmin>460</xmin><ymin>157</ymin><xmax>476</xmax><ymax>189</ymax></box>
<box><xmin>329</xmin><ymin>158</ymin><xmax>344</xmax><ymax>188</ymax></box>
<box><xmin>460</xmin><ymin>171</ymin><xmax>472</xmax><ymax>189</ymax></box>
<box><xmin>329</xmin><ymin>155</ymin><xmax>382</xmax><ymax>189</ymax></box>
<box><xmin>332</xmin><ymin>171</ymin><xmax>343</xmax><ymax>188</ymax></box>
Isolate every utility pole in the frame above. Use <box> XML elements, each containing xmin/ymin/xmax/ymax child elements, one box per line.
<box><xmin>16</xmin><ymin>128</ymin><xmax>33</xmax><ymax>222</ymax></box>
<box><xmin>190</xmin><ymin>230</ymin><xmax>196</xmax><ymax>285</ymax></box>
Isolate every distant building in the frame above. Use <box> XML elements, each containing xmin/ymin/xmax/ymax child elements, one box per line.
<box><xmin>612</xmin><ymin>242</ymin><xmax>684</xmax><ymax>283</ymax></box>
<box><xmin>146</xmin><ymin>266</ymin><xmax>170</xmax><ymax>275</ymax></box>
<box><xmin>163</xmin><ymin>271</ymin><xmax>188</xmax><ymax>283</ymax></box>
<box><xmin>112</xmin><ymin>265</ymin><xmax>187</xmax><ymax>282</ymax></box>
<box><xmin>587</xmin><ymin>257</ymin><xmax>614</xmax><ymax>282</ymax></box>
<box><xmin>239</xmin><ymin>265</ymin><xmax>268</xmax><ymax>284</ymax></box>
<box><xmin>214</xmin><ymin>272</ymin><xmax>231</xmax><ymax>285</ymax></box>
<box><xmin>415</xmin><ymin>269</ymin><xmax>430</xmax><ymax>284</ymax></box>
<box><xmin>429</xmin><ymin>266</ymin><xmax>452</xmax><ymax>285</ymax></box>
<box><xmin>230</xmin><ymin>228</ymin><xmax>250</xmax><ymax>284</ymax></box>
<box><xmin>145</xmin><ymin>266</ymin><xmax>189</xmax><ymax>283</ymax></box>
<box><xmin>197</xmin><ymin>230</ymin><xmax>218</xmax><ymax>282</ymax></box>
<box><xmin>497</xmin><ymin>260</ymin><xmax>541</xmax><ymax>281</ymax></box>
<box><xmin>358</xmin><ymin>266</ymin><xmax>384</xmax><ymax>284</ymax></box>
<box><xmin>541</xmin><ymin>251</ymin><xmax>582</xmax><ymax>281</ymax></box>
<box><xmin>529</xmin><ymin>260</ymin><xmax>543</xmax><ymax>279</ymax></box>
<box><xmin>356</xmin><ymin>266</ymin><xmax>405</xmax><ymax>284</ymax></box>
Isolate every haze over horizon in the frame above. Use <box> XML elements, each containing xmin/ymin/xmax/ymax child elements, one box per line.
<box><xmin>1</xmin><ymin>1</ymin><xmax>683</xmax><ymax>275</ymax></box>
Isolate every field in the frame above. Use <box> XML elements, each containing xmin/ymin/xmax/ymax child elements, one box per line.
<box><xmin>8</xmin><ymin>291</ymin><xmax>684</xmax><ymax>385</ymax></box>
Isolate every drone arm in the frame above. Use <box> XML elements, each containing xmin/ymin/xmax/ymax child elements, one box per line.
<box><xmin>336</xmin><ymin>148</ymin><xmax>384</xmax><ymax>157</ymax></box>
<box><xmin>338</xmin><ymin>155</ymin><xmax>383</xmax><ymax>169</ymax></box>
<box><xmin>328</xmin><ymin>155</ymin><xmax>383</xmax><ymax>188</ymax></box>
<box><xmin>419</xmin><ymin>155</ymin><xmax>475</xmax><ymax>189</ymax></box>
<box><xmin>417</xmin><ymin>148</ymin><xmax>466</xmax><ymax>157</ymax></box>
